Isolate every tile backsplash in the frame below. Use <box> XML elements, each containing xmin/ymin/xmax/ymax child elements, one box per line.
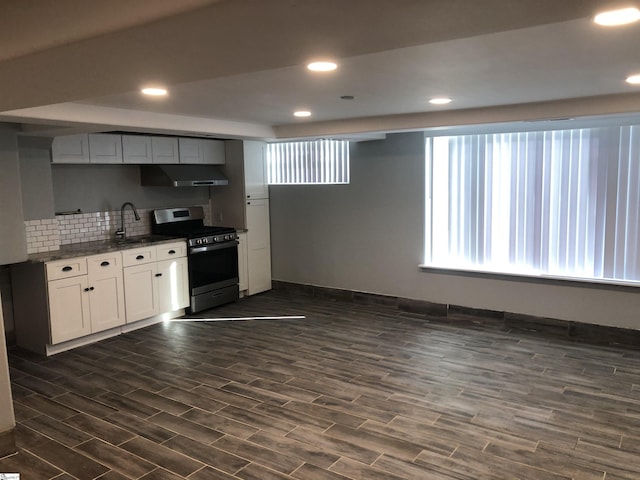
<box><xmin>25</xmin><ymin>219</ymin><xmax>60</xmax><ymax>254</ymax></box>
<box><xmin>24</xmin><ymin>204</ymin><xmax>211</xmax><ymax>254</ymax></box>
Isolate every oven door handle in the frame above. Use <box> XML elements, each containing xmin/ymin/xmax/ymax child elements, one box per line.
<box><xmin>190</xmin><ymin>240</ymin><xmax>238</xmax><ymax>254</ymax></box>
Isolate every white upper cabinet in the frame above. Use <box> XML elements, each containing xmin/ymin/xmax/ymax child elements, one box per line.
<box><xmin>51</xmin><ymin>134</ymin><xmax>90</xmax><ymax>163</ymax></box>
<box><xmin>122</xmin><ymin>135</ymin><xmax>180</xmax><ymax>164</ymax></box>
<box><xmin>151</xmin><ymin>136</ymin><xmax>180</xmax><ymax>164</ymax></box>
<box><xmin>88</xmin><ymin>134</ymin><xmax>123</xmax><ymax>164</ymax></box>
<box><xmin>243</xmin><ymin>141</ymin><xmax>268</xmax><ymax>199</ymax></box>
<box><xmin>179</xmin><ymin>138</ymin><xmax>225</xmax><ymax>164</ymax></box>
<box><xmin>122</xmin><ymin>135</ymin><xmax>153</xmax><ymax>164</ymax></box>
<box><xmin>52</xmin><ymin>134</ymin><xmax>224</xmax><ymax>165</ymax></box>
<box><xmin>52</xmin><ymin>133</ymin><xmax>123</xmax><ymax>164</ymax></box>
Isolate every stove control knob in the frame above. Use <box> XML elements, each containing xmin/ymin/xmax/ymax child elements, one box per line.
<box><xmin>202</xmin><ymin>238</ymin><xmax>208</xmax><ymax>244</ymax></box>
<box><xmin>195</xmin><ymin>239</ymin><xmax>201</xmax><ymax>245</ymax></box>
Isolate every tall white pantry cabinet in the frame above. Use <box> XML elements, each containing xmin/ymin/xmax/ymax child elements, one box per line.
<box><xmin>212</xmin><ymin>140</ymin><xmax>272</xmax><ymax>296</ymax></box>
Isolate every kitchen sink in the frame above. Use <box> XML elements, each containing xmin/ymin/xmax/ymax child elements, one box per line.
<box><xmin>114</xmin><ymin>236</ymin><xmax>155</xmax><ymax>245</ymax></box>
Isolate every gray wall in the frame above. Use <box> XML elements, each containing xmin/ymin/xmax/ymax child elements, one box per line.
<box><xmin>18</xmin><ymin>136</ymin><xmax>55</xmax><ymax>220</ymax></box>
<box><xmin>0</xmin><ymin>289</ymin><xmax>15</xmax><ymax>451</ymax></box>
<box><xmin>0</xmin><ymin>127</ymin><xmax>26</xmax><ymax>265</ymax></box>
<box><xmin>269</xmin><ymin>132</ymin><xmax>640</xmax><ymax>330</ymax></box>
<box><xmin>271</xmin><ymin>132</ymin><xmax>424</xmax><ymax>292</ymax></box>
<box><xmin>52</xmin><ymin>164</ymin><xmax>209</xmax><ymax>213</ymax></box>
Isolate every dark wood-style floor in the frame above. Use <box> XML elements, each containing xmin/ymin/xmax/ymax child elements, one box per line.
<box><xmin>3</xmin><ymin>290</ymin><xmax>640</xmax><ymax>479</ymax></box>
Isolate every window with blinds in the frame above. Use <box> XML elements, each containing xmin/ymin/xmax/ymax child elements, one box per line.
<box><xmin>425</xmin><ymin>125</ymin><xmax>640</xmax><ymax>284</ymax></box>
<box><xmin>267</xmin><ymin>140</ymin><xmax>350</xmax><ymax>185</ymax></box>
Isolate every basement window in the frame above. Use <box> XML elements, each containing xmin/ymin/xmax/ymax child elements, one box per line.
<box><xmin>424</xmin><ymin>123</ymin><xmax>640</xmax><ymax>286</ymax></box>
<box><xmin>267</xmin><ymin>139</ymin><xmax>350</xmax><ymax>185</ymax></box>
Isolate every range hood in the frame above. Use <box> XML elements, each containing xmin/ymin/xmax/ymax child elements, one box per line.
<box><xmin>140</xmin><ymin>165</ymin><xmax>228</xmax><ymax>187</ymax></box>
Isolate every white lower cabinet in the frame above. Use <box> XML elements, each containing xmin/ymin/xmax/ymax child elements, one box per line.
<box><xmin>86</xmin><ymin>253</ymin><xmax>126</xmax><ymax>333</ymax></box>
<box><xmin>246</xmin><ymin>198</ymin><xmax>272</xmax><ymax>295</ymax></box>
<box><xmin>48</xmin><ymin>275</ymin><xmax>91</xmax><ymax>344</ymax></box>
<box><xmin>123</xmin><ymin>241</ymin><xmax>189</xmax><ymax>323</ymax></box>
<box><xmin>123</xmin><ymin>261</ymin><xmax>159</xmax><ymax>323</ymax></box>
<box><xmin>48</xmin><ymin>252</ymin><xmax>126</xmax><ymax>344</ymax></box>
<box><xmin>158</xmin><ymin>256</ymin><xmax>190</xmax><ymax>313</ymax></box>
<box><xmin>11</xmin><ymin>241</ymin><xmax>188</xmax><ymax>355</ymax></box>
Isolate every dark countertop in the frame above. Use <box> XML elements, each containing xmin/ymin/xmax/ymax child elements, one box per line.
<box><xmin>25</xmin><ymin>234</ymin><xmax>186</xmax><ymax>263</ymax></box>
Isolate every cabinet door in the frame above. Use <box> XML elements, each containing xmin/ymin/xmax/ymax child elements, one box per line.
<box><xmin>157</xmin><ymin>257</ymin><xmax>190</xmax><ymax>312</ymax></box>
<box><xmin>89</xmin><ymin>134</ymin><xmax>123</xmax><ymax>164</ymax></box>
<box><xmin>122</xmin><ymin>135</ymin><xmax>153</xmax><ymax>164</ymax></box>
<box><xmin>87</xmin><ymin>253</ymin><xmax>126</xmax><ymax>332</ymax></box>
<box><xmin>178</xmin><ymin>138</ymin><xmax>203</xmax><ymax>163</ymax></box>
<box><xmin>152</xmin><ymin>136</ymin><xmax>179</xmax><ymax>164</ymax></box>
<box><xmin>246</xmin><ymin>198</ymin><xmax>272</xmax><ymax>295</ymax></box>
<box><xmin>51</xmin><ymin>134</ymin><xmax>90</xmax><ymax>163</ymax></box>
<box><xmin>244</xmin><ymin>141</ymin><xmax>268</xmax><ymax>199</ymax></box>
<box><xmin>237</xmin><ymin>232</ymin><xmax>248</xmax><ymax>292</ymax></box>
<box><xmin>123</xmin><ymin>263</ymin><xmax>159</xmax><ymax>322</ymax></box>
<box><xmin>48</xmin><ymin>276</ymin><xmax>91</xmax><ymax>343</ymax></box>
<box><xmin>179</xmin><ymin>138</ymin><xmax>225</xmax><ymax>164</ymax></box>
<box><xmin>202</xmin><ymin>139</ymin><xmax>225</xmax><ymax>164</ymax></box>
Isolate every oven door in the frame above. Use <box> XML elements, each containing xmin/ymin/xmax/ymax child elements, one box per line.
<box><xmin>189</xmin><ymin>240</ymin><xmax>239</xmax><ymax>295</ymax></box>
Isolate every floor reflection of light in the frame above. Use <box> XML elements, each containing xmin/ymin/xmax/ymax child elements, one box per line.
<box><xmin>170</xmin><ymin>315</ymin><xmax>306</xmax><ymax>322</ymax></box>
<box><xmin>169</xmin><ymin>261</ymin><xmax>178</xmax><ymax>310</ymax></box>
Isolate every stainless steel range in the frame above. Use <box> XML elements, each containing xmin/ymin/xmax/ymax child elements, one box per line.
<box><xmin>152</xmin><ymin>206</ymin><xmax>239</xmax><ymax>313</ymax></box>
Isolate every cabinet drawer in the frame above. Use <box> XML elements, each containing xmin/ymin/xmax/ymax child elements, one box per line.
<box><xmin>87</xmin><ymin>252</ymin><xmax>123</xmax><ymax>276</ymax></box>
<box><xmin>122</xmin><ymin>246</ymin><xmax>156</xmax><ymax>267</ymax></box>
<box><xmin>46</xmin><ymin>258</ymin><xmax>88</xmax><ymax>281</ymax></box>
<box><xmin>156</xmin><ymin>241</ymin><xmax>187</xmax><ymax>260</ymax></box>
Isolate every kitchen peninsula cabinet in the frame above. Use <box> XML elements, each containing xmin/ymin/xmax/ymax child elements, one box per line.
<box><xmin>11</xmin><ymin>240</ymin><xmax>188</xmax><ymax>355</ymax></box>
<box><xmin>212</xmin><ymin>140</ymin><xmax>271</xmax><ymax>295</ymax></box>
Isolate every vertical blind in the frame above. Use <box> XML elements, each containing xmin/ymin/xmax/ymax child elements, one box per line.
<box><xmin>267</xmin><ymin>140</ymin><xmax>350</xmax><ymax>184</ymax></box>
<box><xmin>425</xmin><ymin>125</ymin><xmax>640</xmax><ymax>283</ymax></box>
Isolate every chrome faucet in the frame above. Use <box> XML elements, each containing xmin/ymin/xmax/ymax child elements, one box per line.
<box><xmin>115</xmin><ymin>202</ymin><xmax>140</xmax><ymax>240</ymax></box>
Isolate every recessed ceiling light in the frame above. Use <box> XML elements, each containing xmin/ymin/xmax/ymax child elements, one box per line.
<box><xmin>141</xmin><ymin>87</ymin><xmax>168</xmax><ymax>96</ymax></box>
<box><xmin>307</xmin><ymin>61</ymin><xmax>338</xmax><ymax>72</ymax></box>
<box><xmin>594</xmin><ymin>7</ymin><xmax>640</xmax><ymax>26</ymax></box>
<box><xmin>294</xmin><ymin>110</ymin><xmax>312</xmax><ymax>117</ymax></box>
<box><xmin>626</xmin><ymin>73</ymin><xmax>640</xmax><ymax>84</ymax></box>
<box><xmin>429</xmin><ymin>97</ymin><xmax>452</xmax><ymax>105</ymax></box>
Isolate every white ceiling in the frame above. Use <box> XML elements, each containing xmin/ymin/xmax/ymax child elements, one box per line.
<box><xmin>1</xmin><ymin>0</ymin><xmax>640</xmax><ymax>140</ymax></box>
